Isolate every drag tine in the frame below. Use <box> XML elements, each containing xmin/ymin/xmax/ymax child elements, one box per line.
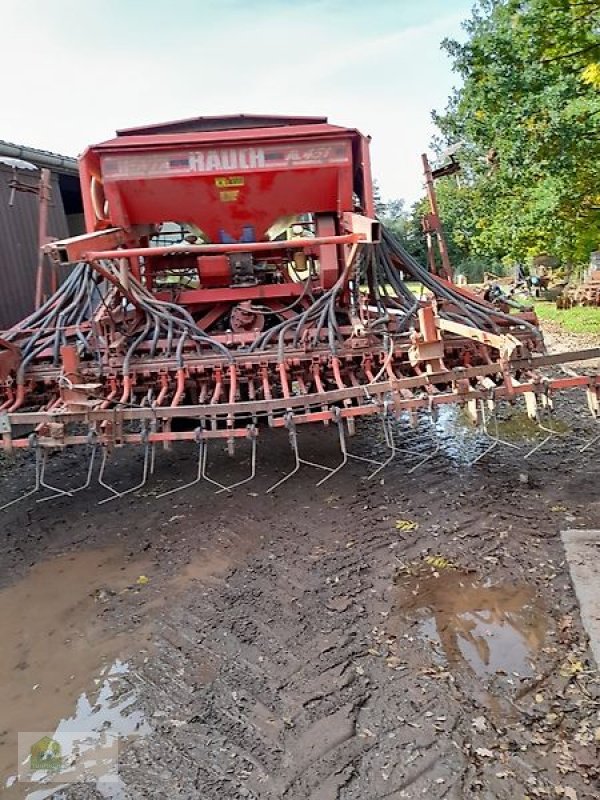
<box><xmin>214</xmin><ymin>427</ymin><xmax>258</xmax><ymax>494</ymax></box>
<box><xmin>319</xmin><ymin>411</ymin><xmax>387</xmax><ymax>483</ymax></box>
<box><xmin>468</xmin><ymin>399</ymin><xmax>521</xmax><ymax>467</ymax></box>
<box><xmin>266</xmin><ymin>418</ymin><xmax>303</xmax><ymax>493</ymax></box>
<box><xmin>315</xmin><ymin>415</ymin><xmax>348</xmax><ymax>486</ymax></box>
<box><xmin>97</xmin><ymin>442</ymin><xmax>150</xmax><ymax>504</ymax></box>
<box><xmin>201</xmin><ymin>439</ymin><xmax>232</xmax><ymax>493</ymax></box>
<box><xmin>406</xmin><ymin>417</ymin><xmax>441</xmax><ymax>474</ymax></box>
<box><xmin>37</xmin><ymin>446</ymin><xmax>97</xmax><ymax>503</ymax></box>
<box><xmin>38</xmin><ymin>450</ymin><xmax>74</xmax><ymax>499</ymax></box>
<box><xmin>149</xmin><ymin>419</ymin><xmax>157</xmax><ymax>476</ymax></box>
<box><xmin>368</xmin><ymin>415</ymin><xmax>397</xmax><ymax>478</ymax></box>
<box><xmin>523</xmin><ymin>409</ymin><xmax>568</xmax><ymax>460</ymax></box>
<box><xmin>97</xmin><ymin>446</ymin><xmax>120</xmax><ymax>500</ymax></box>
<box><xmin>0</xmin><ymin>447</ymin><xmax>42</xmax><ymax>512</ymax></box>
<box><xmin>268</xmin><ymin>413</ymin><xmax>335</xmax><ymax>492</ymax></box>
<box><xmin>157</xmin><ymin>441</ymin><xmax>204</xmax><ymax>498</ymax></box>
<box><xmin>579</xmin><ymin>426</ymin><xmax>600</xmax><ymax>453</ymax></box>
<box><xmin>407</xmin><ymin>440</ymin><xmax>441</xmax><ymax>473</ymax></box>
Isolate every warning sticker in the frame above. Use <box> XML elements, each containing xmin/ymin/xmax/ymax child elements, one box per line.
<box><xmin>219</xmin><ymin>189</ymin><xmax>240</xmax><ymax>202</ymax></box>
<box><xmin>215</xmin><ymin>176</ymin><xmax>245</xmax><ymax>188</ymax></box>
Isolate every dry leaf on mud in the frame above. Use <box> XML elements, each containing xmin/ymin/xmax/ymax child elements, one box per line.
<box><xmin>472</xmin><ymin>716</ymin><xmax>487</xmax><ymax>733</ymax></box>
<box><xmin>551</xmin><ymin>505</ymin><xmax>567</xmax><ymax>512</ymax></box>
<box><xmin>395</xmin><ymin>519</ymin><xmax>418</xmax><ymax>532</ymax></box>
<box><xmin>424</xmin><ymin>555</ymin><xmax>455</xmax><ymax>570</ymax></box>
<box><xmin>136</xmin><ymin>575</ymin><xmax>150</xmax><ymax>585</ymax></box>
<box><xmin>560</xmin><ymin>656</ymin><xmax>584</xmax><ymax>677</ymax></box>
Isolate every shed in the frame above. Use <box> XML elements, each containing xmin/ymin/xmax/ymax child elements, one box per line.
<box><xmin>0</xmin><ymin>141</ymin><xmax>82</xmax><ymax>329</ymax></box>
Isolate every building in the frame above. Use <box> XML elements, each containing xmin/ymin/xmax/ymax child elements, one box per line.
<box><xmin>0</xmin><ymin>141</ymin><xmax>83</xmax><ymax>329</ymax></box>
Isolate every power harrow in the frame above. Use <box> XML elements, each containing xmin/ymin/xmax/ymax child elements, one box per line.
<box><xmin>0</xmin><ymin>114</ymin><xmax>598</xmax><ymax>507</ymax></box>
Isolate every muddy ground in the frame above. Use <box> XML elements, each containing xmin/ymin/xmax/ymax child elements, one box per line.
<box><xmin>0</xmin><ymin>329</ymin><xmax>599</xmax><ymax>800</ymax></box>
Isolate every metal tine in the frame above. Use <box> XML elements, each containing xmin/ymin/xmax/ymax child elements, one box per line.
<box><xmin>316</xmin><ymin>405</ymin><xmax>399</xmax><ymax>486</ymax></box>
<box><xmin>97</xmin><ymin>440</ymin><xmax>151</xmax><ymax>505</ymax></box>
<box><xmin>142</xmin><ymin>389</ymin><xmax>158</xmax><ymax>476</ymax></box>
<box><xmin>37</xmin><ymin>445</ymin><xmax>97</xmax><ymax>503</ymax></box>
<box><xmin>214</xmin><ymin>426</ymin><xmax>258</xmax><ymax>494</ymax></box>
<box><xmin>523</xmin><ymin>403</ymin><xmax>568</xmax><ymax>460</ymax></box>
<box><xmin>315</xmin><ymin>410</ymin><xmax>349</xmax><ymax>486</ymax></box>
<box><xmin>468</xmin><ymin>398</ymin><xmax>521</xmax><ymax>467</ymax></box>
<box><xmin>0</xmin><ymin>446</ymin><xmax>42</xmax><ymax>512</ymax></box>
<box><xmin>406</xmin><ymin>414</ymin><xmax>441</xmax><ymax>474</ymax></box>
<box><xmin>37</xmin><ymin>449</ymin><xmax>74</xmax><ymax>499</ymax></box>
<box><xmin>200</xmin><ymin>438</ymin><xmax>232</xmax><ymax>493</ymax></box>
<box><xmin>580</xmin><ymin>424</ymin><xmax>600</xmax><ymax>453</ymax></box>
<box><xmin>156</xmin><ymin>438</ymin><xmax>205</xmax><ymax>499</ymax></box>
<box><xmin>267</xmin><ymin>413</ymin><xmax>334</xmax><ymax>493</ymax></box>
<box><xmin>367</xmin><ymin>414</ymin><xmax>398</xmax><ymax>479</ymax></box>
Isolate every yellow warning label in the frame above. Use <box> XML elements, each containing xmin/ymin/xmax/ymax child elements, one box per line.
<box><xmin>215</xmin><ymin>176</ymin><xmax>245</xmax><ymax>188</ymax></box>
<box><xmin>219</xmin><ymin>189</ymin><xmax>240</xmax><ymax>202</ymax></box>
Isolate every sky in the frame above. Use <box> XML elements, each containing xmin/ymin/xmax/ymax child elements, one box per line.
<box><xmin>1</xmin><ymin>0</ymin><xmax>472</xmax><ymax>204</ymax></box>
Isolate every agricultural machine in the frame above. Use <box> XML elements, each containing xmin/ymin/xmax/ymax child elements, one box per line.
<box><xmin>0</xmin><ymin>114</ymin><xmax>598</xmax><ymax>506</ymax></box>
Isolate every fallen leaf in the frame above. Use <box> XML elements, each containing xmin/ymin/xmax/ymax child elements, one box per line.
<box><xmin>551</xmin><ymin>505</ymin><xmax>567</xmax><ymax>512</ymax></box>
<box><xmin>136</xmin><ymin>575</ymin><xmax>150</xmax><ymax>585</ymax></box>
<box><xmin>395</xmin><ymin>519</ymin><xmax>418</xmax><ymax>532</ymax></box>
<box><xmin>472</xmin><ymin>716</ymin><xmax>487</xmax><ymax>733</ymax></box>
<box><xmin>475</xmin><ymin>747</ymin><xmax>495</xmax><ymax>758</ymax></box>
<box><xmin>425</xmin><ymin>555</ymin><xmax>455</xmax><ymax>570</ymax></box>
<box><xmin>560</xmin><ymin>657</ymin><xmax>584</xmax><ymax>677</ymax></box>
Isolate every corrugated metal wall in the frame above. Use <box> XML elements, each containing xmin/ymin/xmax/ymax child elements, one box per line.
<box><xmin>0</xmin><ymin>163</ymin><xmax>69</xmax><ymax>329</ymax></box>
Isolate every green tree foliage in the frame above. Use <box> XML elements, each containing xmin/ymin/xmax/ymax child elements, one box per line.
<box><xmin>432</xmin><ymin>0</ymin><xmax>600</xmax><ymax>267</ymax></box>
<box><xmin>375</xmin><ymin>191</ymin><xmax>430</xmax><ymax>264</ymax></box>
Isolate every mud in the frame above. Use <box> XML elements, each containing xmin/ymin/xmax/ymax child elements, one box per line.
<box><xmin>0</xmin><ymin>337</ymin><xmax>599</xmax><ymax>798</ymax></box>
<box><xmin>394</xmin><ymin>569</ymin><xmax>547</xmax><ymax>678</ymax></box>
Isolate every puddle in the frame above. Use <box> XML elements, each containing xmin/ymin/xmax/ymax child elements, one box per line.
<box><xmin>393</xmin><ymin>570</ymin><xmax>547</xmax><ymax>679</ymax></box>
<box><xmin>0</xmin><ymin>528</ymin><xmax>265</xmax><ymax>795</ymax></box>
<box><xmin>0</xmin><ymin>548</ymin><xmax>151</xmax><ymax>794</ymax></box>
<box><xmin>5</xmin><ymin>659</ymin><xmax>149</xmax><ymax>799</ymax></box>
<box><xmin>360</xmin><ymin>405</ymin><xmax>571</xmax><ymax>467</ymax></box>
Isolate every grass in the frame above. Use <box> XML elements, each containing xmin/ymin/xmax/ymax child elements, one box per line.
<box><xmin>532</xmin><ymin>300</ymin><xmax>600</xmax><ymax>335</ymax></box>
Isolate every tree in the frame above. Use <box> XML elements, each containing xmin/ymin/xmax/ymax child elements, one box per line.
<box><xmin>431</xmin><ymin>0</ymin><xmax>600</xmax><ymax>266</ymax></box>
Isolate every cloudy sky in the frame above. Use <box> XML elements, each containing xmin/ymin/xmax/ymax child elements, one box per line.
<box><xmin>2</xmin><ymin>0</ymin><xmax>471</xmax><ymax>203</ymax></box>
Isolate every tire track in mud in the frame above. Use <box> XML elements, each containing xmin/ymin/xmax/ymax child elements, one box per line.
<box><xmin>2</xmin><ymin>415</ymin><xmax>599</xmax><ymax>799</ymax></box>
<box><xmin>116</xmin><ymin>506</ymin><xmax>471</xmax><ymax>800</ymax></box>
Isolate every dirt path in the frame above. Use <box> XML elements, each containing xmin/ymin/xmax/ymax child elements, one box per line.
<box><xmin>0</xmin><ymin>339</ymin><xmax>599</xmax><ymax>799</ymax></box>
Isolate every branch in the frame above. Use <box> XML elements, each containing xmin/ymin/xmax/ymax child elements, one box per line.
<box><xmin>542</xmin><ymin>41</ymin><xmax>600</xmax><ymax>63</ymax></box>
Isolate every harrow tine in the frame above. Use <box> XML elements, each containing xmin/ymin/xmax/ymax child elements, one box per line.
<box><xmin>407</xmin><ymin>439</ymin><xmax>441</xmax><ymax>474</ymax></box>
<box><xmin>523</xmin><ymin>410</ymin><xmax>568</xmax><ymax>460</ymax></box>
<box><xmin>267</xmin><ymin>414</ymin><xmax>334</xmax><ymax>493</ymax></box>
<box><xmin>38</xmin><ymin>450</ymin><xmax>74</xmax><ymax>499</ymax></box>
<box><xmin>579</xmin><ymin>424</ymin><xmax>600</xmax><ymax>453</ymax></box>
<box><xmin>214</xmin><ymin>426</ymin><xmax>258</xmax><ymax>494</ymax></box>
<box><xmin>200</xmin><ymin>438</ymin><xmax>232</xmax><ymax>493</ymax></box>
<box><xmin>156</xmin><ymin>439</ymin><xmax>205</xmax><ymax>498</ymax></box>
<box><xmin>367</xmin><ymin>414</ymin><xmax>398</xmax><ymax>478</ymax></box>
<box><xmin>149</xmin><ymin>421</ymin><xmax>157</xmax><ymax>476</ymax></box>
<box><xmin>315</xmin><ymin>411</ymin><xmax>349</xmax><ymax>486</ymax></box>
<box><xmin>37</xmin><ymin>445</ymin><xmax>97</xmax><ymax>503</ymax></box>
<box><xmin>0</xmin><ymin>446</ymin><xmax>42</xmax><ymax>512</ymax></box>
<box><xmin>468</xmin><ymin>399</ymin><xmax>521</xmax><ymax>467</ymax></box>
<box><xmin>97</xmin><ymin>441</ymin><xmax>151</xmax><ymax>504</ymax></box>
